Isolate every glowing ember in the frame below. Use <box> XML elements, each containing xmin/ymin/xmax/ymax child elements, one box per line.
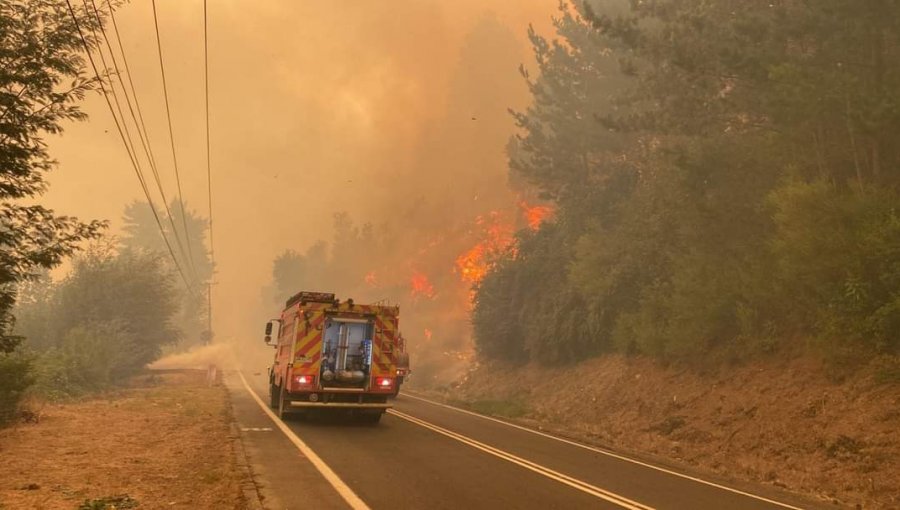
<box><xmin>364</xmin><ymin>271</ymin><xmax>378</xmax><ymax>287</ymax></box>
<box><xmin>424</xmin><ymin>328</ymin><xmax>433</xmax><ymax>341</ymax></box>
<box><xmin>455</xmin><ymin>211</ymin><xmax>516</xmax><ymax>285</ymax></box>
<box><xmin>409</xmin><ymin>271</ymin><xmax>436</xmax><ymax>299</ymax></box>
<box><xmin>519</xmin><ymin>201</ymin><xmax>554</xmax><ymax>230</ymax></box>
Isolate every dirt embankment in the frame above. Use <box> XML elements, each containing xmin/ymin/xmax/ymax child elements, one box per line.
<box><xmin>427</xmin><ymin>356</ymin><xmax>900</xmax><ymax>509</ymax></box>
<box><xmin>0</xmin><ymin>370</ymin><xmax>247</xmax><ymax>510</ymax></box>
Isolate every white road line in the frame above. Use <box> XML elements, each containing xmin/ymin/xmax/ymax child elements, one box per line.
<box><xmin>402</xmin><ymin>392</ymin><xmax>804</xmax><ymax>510</ymax></box>
<box><xmin>388</xmin><ymin>409</ymin><xmax>654</xmax><ymax>510</ymax></box>
<box><xmin>237</xmin><ymin>371</ymin><xmax>370</xmax><ymax>510</ymax></box>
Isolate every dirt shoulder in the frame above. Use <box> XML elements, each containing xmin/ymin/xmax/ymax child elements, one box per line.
<box><xmin>0</xmin><ymin>369</ymin><xmax>248</xmax><ymax>510</ymax></box>
<box><xmin>418</xmin><ymin>356</ymin><xmax>900</xmax><ymax>509</ymax></box>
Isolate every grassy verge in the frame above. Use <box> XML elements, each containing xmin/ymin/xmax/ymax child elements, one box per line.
<box><xmin>0</xmin><ymin>369</ymin><xmax>246</xmax><ymax>510</ymax></box>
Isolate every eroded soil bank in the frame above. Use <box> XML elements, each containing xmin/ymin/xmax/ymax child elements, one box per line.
<box><xmin>425</xmin><ymin>356</ymin><xmax>900</xmax><ymax>509</ymax></box>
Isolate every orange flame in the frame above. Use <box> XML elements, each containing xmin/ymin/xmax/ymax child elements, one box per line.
<box><xmin>519</xmin><ymin>200</ymin><xmax>554</xmax><ymax>231</ymax></box>
<box><xmin>455</xmin><ymin>211</ymin><xmax>516</xmax><ymax>285</ymax></box>
<box><xmin>364</xmin><ymin>271</ymin><xmax>378</xmax><ymax>287</ymax></box>
<box><xmin>410</xmin><ymin>271</ymin><xmax>436</xmax><ymax>299</ymax></box>
<box><xmin>424</xmin><ymin>328</ymin><xmax>433</xmax><ymax>341</ymax></box>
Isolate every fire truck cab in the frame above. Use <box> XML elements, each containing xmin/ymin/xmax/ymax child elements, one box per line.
<box><xmin>265</xmin><ymin>291</ymin><xmax>400</xmax><ymax>424</ymax></box>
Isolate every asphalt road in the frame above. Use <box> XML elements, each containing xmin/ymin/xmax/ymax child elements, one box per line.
<box><xmin>230</xmin><ymin>370</ymin><xmax>820</xmax><ymax>510</ymax></box>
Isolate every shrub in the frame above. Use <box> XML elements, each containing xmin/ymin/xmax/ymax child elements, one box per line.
<box><xmin>0</xmin><ymin>351</ymin><xmax>34</xmax><ymax>426</ymax></box>
<box><xmin>31</xmin><ymin>322</ymin><xmax>133</xmax><ymax>400</ymax></box>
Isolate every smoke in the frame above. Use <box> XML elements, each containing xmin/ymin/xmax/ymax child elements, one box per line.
<box><xmin>43</xmin><ymin>1</ymin><xmax>559</xmax><ymax>383</ymax></box>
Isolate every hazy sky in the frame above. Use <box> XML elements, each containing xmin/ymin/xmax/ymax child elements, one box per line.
<box><xmin>44</xmin><ymin>0</ymin><xmax>558</xmax><ymax>340</ymax></box>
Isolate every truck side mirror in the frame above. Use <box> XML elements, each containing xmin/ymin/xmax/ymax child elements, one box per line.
<box><xmin>263</xmin><ymin>320</ymin><xmax>280</xmax><ymax>346</ymax></box>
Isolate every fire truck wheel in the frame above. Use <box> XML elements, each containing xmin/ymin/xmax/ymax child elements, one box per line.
<box><xmin>269</xmin><ymin>382</ymin><xmax>279</xmax><ymax>409</ymax></box>
<box><xmin>277</xmin><ymin>384</ymin><xmax>287</xmax><ymax>420</ymax></box>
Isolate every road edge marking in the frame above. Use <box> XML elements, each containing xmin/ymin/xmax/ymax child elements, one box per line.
<box><xmin>402</xmin><ymin>392</ymin><xmax>803</xmax><ymax>510</ymax></box>
<box><xmin>237</xmin><ymin>371</ymin><xmax>370</xmax><ymax>510</ymax></box>
<box><xmin>387</xmin><ymin>409</ymin><xmax>653</xmax><ymax>510</ymax></box>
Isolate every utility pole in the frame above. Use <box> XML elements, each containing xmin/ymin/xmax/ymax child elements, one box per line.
<box><xmin>207</xmin><ymin>281</ymin><xmax>213</xmax><ymax>344</ymax></box>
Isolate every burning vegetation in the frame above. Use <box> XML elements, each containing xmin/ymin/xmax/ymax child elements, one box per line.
<box><xmin>455</xmin><ymin>211</ymin><xmax>517</xmax><ymax>285</ymax></box>
<box><xmin>409</xmin><ymin>271</ymin><xmax>436</xmax><ymax>300</ymax></box>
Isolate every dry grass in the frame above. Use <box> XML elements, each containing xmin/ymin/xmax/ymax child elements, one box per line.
<box><xmin>0</xmin><ymin>369</ymin><xmax>246</xmax><ymax>510</ymax></box>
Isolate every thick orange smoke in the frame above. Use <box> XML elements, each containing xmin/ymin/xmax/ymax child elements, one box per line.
<box><xmin>409</xmin><ymin>271</ymin><xmax>437</xmax><ymax>300</ymax></box>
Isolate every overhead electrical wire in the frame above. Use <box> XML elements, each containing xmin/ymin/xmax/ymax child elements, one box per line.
<box><xmin>84</xmin><ymin>0</ymin><xmax>199</xmax><ymax>285</ymax></box>
<box><xmin>150</xmin><ymin>0</ymin><xmax>198</xmax><ymax>280</ymax></box>
<box><xmin>103</xmin><ymin>0</ymin><xmax>159</xmax><ymax>172</ymax></box>
<box><xmin>64</xmin><ymin>0</ymin><xmax>198</xmax><ymax>296</ymax></box>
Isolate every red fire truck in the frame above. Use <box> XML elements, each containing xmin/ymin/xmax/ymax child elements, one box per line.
<box><xmin>264</xmin><ymin>291</ymin><xmax>400</xmax><ymax>423</ymax></box>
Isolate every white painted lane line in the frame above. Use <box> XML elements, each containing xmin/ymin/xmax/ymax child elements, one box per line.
<box><xmin>237</xmin><ymin>371</ymin><xmax>370</xmax><ymax>510</ymax></box>
<box><xmin>402</xmin><ymin>392</ymin><xmax>803</xmax><ymax>510</ymax></box>
<box><xmin>388</xmin><ymin>409</ymin><xmax>654</xmax><ymax>510</ymax></box>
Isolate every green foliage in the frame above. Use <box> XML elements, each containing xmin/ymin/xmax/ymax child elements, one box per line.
<box><xmin>872</xmin><ymin>355</ymin><xmax>900</xmax><ymax>384</ymax></box>
<box><xmin>472</xmin><ymin>0</ymin><xmax>900</xmax><ymax>371</ymax></box>
<box><xmin>31</xmin><ymin>322</ymin><xmax>133</xmax><ymax>399</ymax></box>
<box><xmin>770</xmin><ymin>181</ymin><xmax>900</xmax><ymax>355</ymax></box>
<box><xmin>15</xmin><ymin>248</ymin><xmax>180</xmax><ymax>399</ymax></box>
<box><xmin>474</xmin><ymin>225</ymin><xmax>604</xmax><ymax>364</ymax></box>
<box><xmin>54</xmin><ymin>248</ymin><xmax>180</xmax><ymax>364</ymax></box>
<box><xmin>0</xmin><ymin>351</ymin><xmax>33</xmax><ymax>425</ymax></box>
<box><xmin>1</xmin><ymin>0</ymin><xmax>106</xmax><ymax>422</ymax></box>
<box><xmin>120</xmin><ymin>200</ymin><xmax>213</xmax><ymax>348</ymax></box>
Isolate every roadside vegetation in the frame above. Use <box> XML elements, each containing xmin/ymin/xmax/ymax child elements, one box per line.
<box><xmin>0</xmin><ymin>0</ymin><xmax>106</xmax><ymax>425</ymax></box>
<box><xmin>473</xmin><ymin>0</ymin><xmax>900</xmax><ymax>375</ymax></box>
<box><xmin>0</xmin><ymin>1</ymin><xmax>211</xmax><ymax>426</ymax></box>
<box><xmin>14</xmin><ymin>246</ymin><xmax>181</xmax><ymax>401</ymax></box>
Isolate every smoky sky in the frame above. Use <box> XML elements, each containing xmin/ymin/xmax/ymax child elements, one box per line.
<box><xmin>43</xmin><ymin>0</ymin><xmax>558</xmax><ymax>341</ymax></box>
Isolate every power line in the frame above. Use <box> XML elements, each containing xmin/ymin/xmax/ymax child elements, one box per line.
<box><xmin>84</xmin><ymin>0</ymin><xmax>199</xmax><ymax>285</ymax></box>
<box><xmin>150</xmin><ymin>0</ymin><xmax>198</xmax><ymax>279</ymax></box>
<box><xmin>64</xmin><ymin>0</ymin><xmax>198</xmax><ymax>296</ymax></box>
<box><xmin>103</xmin><ymin>0</ymin><xmax>159</xmax><ymax>172</ymax></box>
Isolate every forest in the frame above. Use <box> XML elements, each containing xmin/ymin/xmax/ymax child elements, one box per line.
<box><xmin>472</xmin><ymin>0</ymin><xmax>900</xmax><ymax>374</ymax></box>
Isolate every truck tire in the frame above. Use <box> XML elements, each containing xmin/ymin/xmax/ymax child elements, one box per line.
<box><xmin>277</xmin><ymin>384</ymin><xmax>288</xmax><ymax>420</ymax></box>
<box><xmin>269</xmin><ymin>381</ymin><xmax>279</xmax><ymax>409</ymax></box>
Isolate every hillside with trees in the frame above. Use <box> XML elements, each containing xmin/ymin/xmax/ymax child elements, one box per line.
<box><xmin>473</xmin><ymin>0</ymin><xmax>900</xmax><ymax>377</ymax></box>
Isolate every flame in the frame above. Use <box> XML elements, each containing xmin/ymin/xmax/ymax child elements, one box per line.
<box><xmin>455</xmin><ymin>211</ymin><xmax>516</xmax><ymax>285</ymax></box>
<box><xmin>519</xmin><ymin>201</ymin><xmax>554</xmax><ymax>231</ymax></box>
<box><xmin>424</xmin><ymin>328</ymin><xmax>433</xmax><ymax>341</ymax></box>
<box><xmin>364</xmin><ymin>270</ymin><xmax>378</xmax><ymax>287</ymax></box>
<box><xmin>409</xmin><ymin>271</ymin><xmax>436</xmax><ymax>299</ymax></box>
